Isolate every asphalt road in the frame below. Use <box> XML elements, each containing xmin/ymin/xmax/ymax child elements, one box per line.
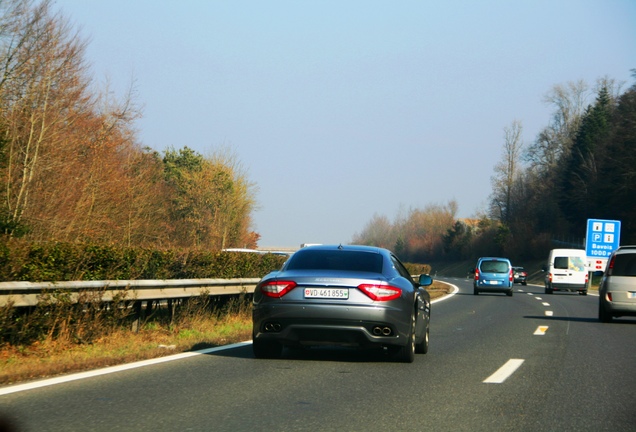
<box><xmin>1</xmin><ymin>278</ymin><xmax>635</xmax><ymax>432</ymax></box>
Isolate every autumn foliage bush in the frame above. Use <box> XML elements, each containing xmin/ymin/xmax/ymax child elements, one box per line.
<box><xmin>0</xmin><ymin>239</ymin><xmax>286</xmax><ymax>282</ymax></box>
<box><xmin>0</xmin><ymin>239</ymin><xmax>285</xmax><ymax>349</ymax></box>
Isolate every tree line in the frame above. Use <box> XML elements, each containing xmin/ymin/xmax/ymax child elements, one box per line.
<box><xmin>355</xmin><ymin>72</ymin><xmax>636</xmax><ymax>263</ymax></box>
<box><xmin>0</xmin><ymin>0</ymin><xmax>258</xmax><ymax>250</ymax></box>
<box><xmin>2</xmin><ymin>1</ymin><xmax>634</xmax><ymax>263</ymax></box>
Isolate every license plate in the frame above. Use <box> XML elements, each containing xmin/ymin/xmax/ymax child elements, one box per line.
<box><xmin>489</xmin><ymin>280</ymin><xmax>500</xmax><ymax>285</ymax></box>
<box><xmin>304</xmin><ymin>288</ymin><xmax>349</xmax><ymax>299</ymax></box>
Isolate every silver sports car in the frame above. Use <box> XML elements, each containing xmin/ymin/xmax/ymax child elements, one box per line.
<box><xmin>252</xmin><ymin>244</ymin><xmax>432</xmax><ymax>362</ymax></box>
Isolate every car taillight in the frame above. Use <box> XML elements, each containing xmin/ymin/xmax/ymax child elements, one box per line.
<box><xmin>260</xmin><ymin>280</ymin><xmax>297</xmax><ymax>298</ymax></box>
<box><xmin>607</xmin><ymin>255</ymin><xmax>616</xmax><ymax>276</ymax></box>
<box><xmin>509</xmin><ymin>269</ymin><xmax>514</xmax><ymax>282</ymax></box>
<box><xmin>585</xmin><ymin>272</ymin><xmax>589</xmax><ymax>283</ymax></box>
<box><xmin>521</xmin><ymin>272</ymin><xmax>527</xmax><ymax>277</ymax></box>
<box><xmin>358</xmin><ymin>284</ymin><xmax>401</xmax><ymax>301</ymax></box>
<box><xmin>474</xmin><ymin>269</ymin><xmax>480</xmax><ymax>280</ymax></box>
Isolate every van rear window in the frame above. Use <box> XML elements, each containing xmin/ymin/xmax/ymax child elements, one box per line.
<box><xmin>554</xmin><ymin>256</ymin><xmax>585</xmax><ymax>272</ymax></box>
<box><xmin>479</xmin><ymin>260</ymin><xmax>509</xmax><ymax>274</ymax></box>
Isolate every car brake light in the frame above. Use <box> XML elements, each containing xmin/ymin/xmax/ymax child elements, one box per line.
<box><xmin>548</xmin><ymin>273</ymin><xmax>553</xmax><ymax>282</ymax></box>
<box><xmin>607</xmin><ymin>255</ymin><xmax>616</xmax><ymax>276</ymax></box>
<box><xmin>358</xmin><ymin>284</ymin><xmax>401</xmax><ymax>301</ymax></box>
<box><xmin>474</xmin><ymin>269</ymin><xmax>480</xmax><ymax>280</ymax></box>
<box><xmin>585</xmin><ymin>272</ymin><xmax>589</xmax><ymax>283</ymax></box>
<box><xmin>509</xmin><ymin>269</ymin><xmax>513</xmax><ymax>282</ymax></box>
<box><xmin>260</xmin><ymin>280</ymin><xmax>297</xmax><ymax>298</ymax></box>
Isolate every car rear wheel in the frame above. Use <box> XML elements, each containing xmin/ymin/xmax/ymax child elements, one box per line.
<box><xmin>545</xmin><ymin>286</ymin><xmax>553</xmax><ymax>294</ymax></box>
<box><xmin>473</xmin><ymin>287</ymin><xmax>479</xmax><ymax>295</ymax></box>
<box><xmin>253</xmin><ymin>339</ymin><xmax>283</xmax><ymax>359</ymax></box>
<box><xmin>393</xmin><ymin>313</ymin><xmax>416</xmax><ymax>363</ymax></box>
<box><xmin>506</xmin><ymin>289</ymin><xmax>513</xmax><ymax>297</ymax></box>
<box><xmin>415</xmin><ymin>321</ymin><xmax>429</xmax><ymax>354</ymax></box>
<box><xmin>599</xmin><ymin>302</ymin><xmax>613</xmax><ymax>323</ymax></box>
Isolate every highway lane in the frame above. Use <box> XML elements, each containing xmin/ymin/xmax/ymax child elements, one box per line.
<box><xmin>1</xmin><ymin>277</ymin><xmax>634</xmax><ymax>431</ymax></box>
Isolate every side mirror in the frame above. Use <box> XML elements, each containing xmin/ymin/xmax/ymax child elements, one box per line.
<box><xmin>418</xmin><ymin>274</ymin><xmax>433</xmax><ymax>286</ymax></box>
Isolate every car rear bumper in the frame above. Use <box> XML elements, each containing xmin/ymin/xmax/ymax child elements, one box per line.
<box><xmin>549</xmin><ymin>282</ymin><xmax>587</xmax><ymax>291</ymax></box>
<box><xmin>601</xmin><ymin>293</ymin><xmax>636</xmax><ymax>316</ymax></box>
<box><xmin>253</xmin><ymin>303</ymin><xmax>411</xmax><ymax>348</ymax></box>
<box><xmin>474</xmin><ymin>281</ymin><xmax>512</xmax><ymax>292</ymax></box>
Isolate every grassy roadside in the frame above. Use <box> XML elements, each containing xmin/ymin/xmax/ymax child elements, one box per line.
<box><xmin>0</xmin><ymin>281</ymin><xmax>452</xmax><ymax>386</ymax></box>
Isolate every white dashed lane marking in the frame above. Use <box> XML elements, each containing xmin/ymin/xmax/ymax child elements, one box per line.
<box><xmin>483</xmin><ymin>359</ymin><xmax>525</xmax><ymax>384</ymax></box>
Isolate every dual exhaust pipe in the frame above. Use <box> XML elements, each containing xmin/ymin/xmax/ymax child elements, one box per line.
<box><xmin>264</xmin><ymin>322</ymin><xmax>282</xmax><ymax>332</ymax></box>
<box><xmin>372</xmin><ymin>326</ymin><xmax>393</xmax><ymax>336</ymax></box>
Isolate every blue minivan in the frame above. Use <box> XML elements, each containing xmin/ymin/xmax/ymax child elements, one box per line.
<box><xmin>473</xmin><ymin>257</ymin><xmax>513</xmax><ymax>296</ymax></box>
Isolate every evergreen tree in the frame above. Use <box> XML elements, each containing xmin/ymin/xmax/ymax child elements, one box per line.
<box><xmin>595</xmin><ymin>74</ymin><xmax>636</xmax><ymax>243</ymax></box>
<box><xmin>559</xmin><ymin>86</ymin><xmax>613</xmax><ymax>233</ymax></box>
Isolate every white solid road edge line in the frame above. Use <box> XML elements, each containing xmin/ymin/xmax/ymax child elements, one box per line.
<box><xmin>483</xmin><ymin>358</ymin><xmax>525</xmax><ymax>384</ymax></box>
<box><xmin>0</xmin><ymin>341</ymin><xmax>252</xmax><ymax>396</ymax></box>
<box><xmin>432</xmin><ymin>282</ymin><xmax>459</xmax><ymax>304</ymax></box>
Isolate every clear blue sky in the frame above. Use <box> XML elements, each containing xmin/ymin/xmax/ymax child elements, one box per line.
<box><xmin>55</xmin><ymin>0</ymin><xmax>636</xmax><ymax>248</ymax></box>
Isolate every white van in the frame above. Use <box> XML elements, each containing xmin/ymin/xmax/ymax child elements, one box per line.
<box><xmin>544</xmin><ymin>248</ymin><xmax>588</xmax><ymax>295</ymax></box>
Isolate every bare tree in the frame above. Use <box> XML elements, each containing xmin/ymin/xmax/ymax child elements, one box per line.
<box><xmin>0</xmin><ymin>0</ymin><xmax>92</xmax><ymax>235</ymax></box>
<box><xmin>525</xmin><ymin>80</ymin><xmax>590</xmax><ymax>175</ymax></box>
<box><xmin>490</xmin><ymin>120</ymin><xmax>523</xmax><ymax>223</ymax></box>
<box><xmin>351</xmin><ymin>213</ymin><xmax>395</xmax><ymax>249</ymax></box>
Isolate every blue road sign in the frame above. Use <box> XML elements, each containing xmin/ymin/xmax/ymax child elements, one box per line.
<box><xmin>586</xmin><ymin>219</ymin><xmax>621</xmax><ymax>259</ymax></box>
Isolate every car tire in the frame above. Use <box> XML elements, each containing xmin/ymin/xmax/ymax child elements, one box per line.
<box><xmin>599</xmin><ymin>302</ymin><xmax>613</xmax><ymax>323</ymax></box>
<box><xmin>473</xmin><ymin>287</ymin><xmax>479</xmax><ymax>295</ymax></box>
<box><xmin>522</xmin><ymin>282</ymin><xmax>527</xmax><ymax>286</ymax></box>
<box><xmin>545</xmin><ymin>286</ymin><xmax>553</xmax><ymax>294</ymax></box>
<box><xmin>579</xmin><ymin>290</ymin><xmax>588</xmax><ymax>296</ymax></box>
<box><xmin>253</xmin><ymin>339</ymin><xmax>283</xmax><ymax>359</ymax></box>
<box><xmin>507</xmin><ymin>289</ymin><xmax>513</xmax><ymax>297</ymax></box>
<box><xmin>393</xmin><ymin>313</ymin><xmax>416</xmax><ymax>363</ymax></box>
<box><xmin>415</xmin><ymin>320</ymin><xmax>429</xmax><ymax>354</ymax></box>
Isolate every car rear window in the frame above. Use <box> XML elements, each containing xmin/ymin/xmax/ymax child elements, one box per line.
<box><xmin>286</xmin><ymin>250</ymin><xmax>384</xmax><ymax>273</ymax></box>
<box><xmin>611</xmin><ymin>254</ymin><xmax>636</xmax><ymax>277</ymax></box>
<box><xmin>479</xmin><ymin>260</ymin><xmax>509</xmax><ymax>273</ymax></box>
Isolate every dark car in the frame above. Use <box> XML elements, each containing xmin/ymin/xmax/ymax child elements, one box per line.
<box><xmin>512</xmin><ymin>266</ymin><xmax>527</xmax><ymax>285</ymax></box>
<box><xmin>473</xmin><ymin>257</ymin><xmax>513</xmax><ymax>296</ymax></box>
<box><xmin>252</xmin><ymin>244</ymin><xmax>432</xmax><ymax>363</ymax></box>
<box><xmin>598</xmin><ymin>245</ymin><xmax>636</xmax><ymax>322</ymax></box>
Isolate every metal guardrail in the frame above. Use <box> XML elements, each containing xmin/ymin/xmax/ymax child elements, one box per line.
<box><xmin>0</xmin><ymin>278</ymin><xmax>261</xmax><ymax>307</ymax></box>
